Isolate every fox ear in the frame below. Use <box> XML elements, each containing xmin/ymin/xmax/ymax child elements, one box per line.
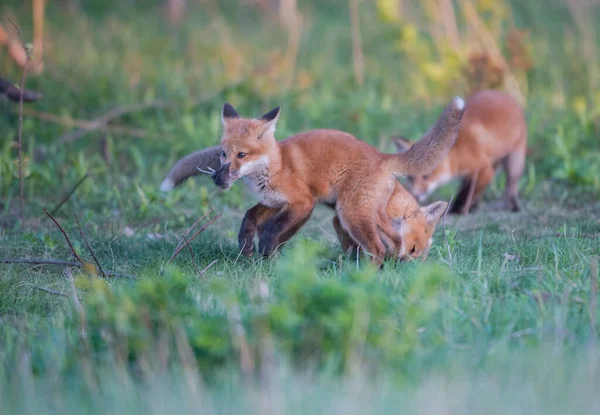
<box><xmin>392</xmin><ymin>136</ymin><xmax>412</xmax><ymax>153</ymax></box>
<box><xmin>222</xmin><ymin>102</ymin><xmax>239</xmax><ymax>126</ymax></box>
<box><xmin>259</xmin><ymin>106</ymin><xmax>280</xmax><ymax>137</ymax></box>
<box><xmin>422</xmin><ymin>201</ymin><xmax>448</xmax><ymax>227</ymax></box>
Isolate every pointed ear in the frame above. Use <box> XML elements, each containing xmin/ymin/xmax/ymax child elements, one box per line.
<box><xmin>222</xmin><ymin>102</ymin><xmax>239</xmax><ymax>126</ymax></box>
<box><xmin>422</xmin><ymin>201</ymin><xmax>448</xmax><ymax>227</ymax></box>
<box><xmin>259</xmin><ymin>106</ymin><xmax>280</xmax><ymax>137</ymax></box>
<box><xmin>392</xmin><ymin>136</ymin><xmax>412</xmax><ymax>153</ymax></box>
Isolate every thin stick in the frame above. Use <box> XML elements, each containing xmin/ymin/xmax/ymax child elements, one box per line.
<box><xmin>6</xmin><ymin>17</ymin><xmax>22</xmax><ymax>39</ymax></box>
<box><xmin>2</xmin><ymin>258</ymin><xmax>135</xmax><ymax>278</ymax></box>
<box><xmin>65</xmin><ymin>268</ymin><xmax>84</xmax><ymax>316</ymax></box>
<box><xmin>181</xmin><ymin>234</ymin><xmax>202</xmax><ymax>277</ymax></box>
<box><xmin>43</xmin><ymin>207</ymin><xmax>85</xmax><ymax>265</ymax></box>
<box><xmin>75</xmin><ymin>213</ymin><xmax>106</xmax><ymax>278</ymax></box>
<box><xmin>174</xmin><ymin>204</ymin><xmax>214</xmax><ymax>252</ymax></box>
<box><xmin>590</xmin><ymin>256</ymin><xmax>598</xmax><ymax>339</ymax></box>
<box><xmin>168</xmin><ymin>213</ymin><xmax>221</xmax><ymax>264</ymax></box>
<box><xmin>17</xmin><ymin>49</ymin><xmax>29</xmax><ymax>221</ymax></box>
<box><xmin>32</xmin><ymin>285</ymin><xmax>67</xmax><ymax>297</ymax></box>
<box><xmin>349</xmin><ymin>0</ymin><xmax>364</xmax><ymax>86</ymax></box>
<box><xmin>461</xmin><ymin>171</ymin><xmax>479</xmax><ymax>215</ymax></box>
<box><xmin>32</xmin><ymin>0</ymin><xmax>45</xmax><ymax>69</ymax></box>
<box><xmin>442</xmin><ymin>193</ymin><xmax>456</xmax><ymax>265</ymax></box>
<box><xmin>199</xmin><ymin>259</ymin><xmax>218</xmax><ymax>276</ymax></box>
<box><xmin>50</xmin><ymin>173</ymin><xmax>89</xmax><ymax>215</ymax></box>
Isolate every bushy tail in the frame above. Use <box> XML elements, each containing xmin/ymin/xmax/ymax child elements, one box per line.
<box><xmin>388</xmin><ymin>96</ymin><xmax>465</xmax><ymax>176</ymax></box>
<box><xmin>160</xmin><ymin>145</ymin><xmax>221</xmax><ymax>191</ymax></box>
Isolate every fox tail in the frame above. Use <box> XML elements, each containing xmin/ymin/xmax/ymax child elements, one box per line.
<box><xmin>388</xmin><ymin>96</ymin><xmax>465</xmax><ymax>176</ymax></box>
<box><xmin>160</xmin><ymin>145</ymin><xmax>221</xmax><ymax>191</ymax></box>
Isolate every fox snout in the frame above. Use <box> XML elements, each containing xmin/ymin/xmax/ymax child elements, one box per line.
<box><xmin>212</xmin><ymin>162</ymin><xmax>234</xmax><ymax>189</ymax></box>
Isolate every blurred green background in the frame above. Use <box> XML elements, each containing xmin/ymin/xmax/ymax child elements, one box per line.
<box><xmin>1</xmin><ymin>1</ymin><xmax>600</xmax><ymax>414</ymax></box>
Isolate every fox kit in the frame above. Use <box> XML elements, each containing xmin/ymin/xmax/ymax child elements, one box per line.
<box><xmin>394</xmin><ymin>89</ymin><xmax>527</xmax><ymax>214</ymax></box>
<box><xmin>333</xmin><ymin>183</ymin><xmax>448</xmax><ymax>262</ymax></box>
<box><xmin>162</xmin><ymin>98</ymin><xmax>465</xmax><ymax>264</ymax></box>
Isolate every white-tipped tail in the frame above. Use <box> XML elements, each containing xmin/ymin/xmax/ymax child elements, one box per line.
<box><xmin>160</xmin><ymin>179</ymin><xmax>175</xmax><ymax>192</ymax></box>
<box><xmin>453</xmin><ymin>96</ymin><xmax>465</xmax><ymax>110</ymax></box>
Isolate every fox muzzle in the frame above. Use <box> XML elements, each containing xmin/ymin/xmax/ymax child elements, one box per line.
<box><xmin>212</xmin><ymin>162</ymin><xmax>234</xmax><ymax>189</ymax></box>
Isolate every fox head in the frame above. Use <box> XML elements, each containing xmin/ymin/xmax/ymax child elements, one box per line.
<box><xmin>212</xmin><ymin>103</ymin><xmax>281</xmax><ymax>190</ymax></box>
<box><xmin>393</xmin><ymin>201</ymin><xmax>448</xmax><ymax>261</ymax></box>
<box><xmin>393</xmin><ymin>137</ymin><xmax>453</xmax><ymax>202</ymax></box>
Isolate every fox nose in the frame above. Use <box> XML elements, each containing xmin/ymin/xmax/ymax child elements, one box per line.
<box><xmin>222</xmin><ymin>161</ymin><xmax>231</xmax><ymax>169</ymax></box>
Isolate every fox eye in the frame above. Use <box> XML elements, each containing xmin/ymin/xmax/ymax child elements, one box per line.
<box><xmin>410</xmin><ymin>246</ymin><xmax>416</xmax><ymax>254</ymax></box>
<box><xmin>422</xmin><ymin>174</ymin><xmax>429</xmax><ymax>180</ymax></box>
<box><xmin>221</xmin><ymin>151</ymin><xmax>226</xmax><ymax>158</ymax></box>
<box><xmin>237</xmin><ymin>152</ymin><xmax>247</xmax><ymax>159</ymax></box>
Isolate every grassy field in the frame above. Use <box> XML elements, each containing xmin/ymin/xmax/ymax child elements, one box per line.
<box><xmin>1</xmin><ymin>0</ymin><xmax>600</xmax><ymax>413</ymax></box>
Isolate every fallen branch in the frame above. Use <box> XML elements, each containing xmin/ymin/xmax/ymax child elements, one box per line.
<box><xmin>75</xmin><ymin>213</ymin><xmax>106</xmax><ymax>278</ymax></box>
<box><xmin>21</xmin><ymin>108</ymin><xmax>146</xmax><ymax>138</ymax></box>
<box><xmin>50</xmin><ymin>173</ymin><xmax>89</xmax><ymax>215</ymax></box>
<box><xmin>33</xmin><ymin>75</ymin><xmax>252</xmax><ymax>143</ymax></box>
<box><xmin>168</xmin><ymin>213</ymin><xmax>222</xmax><ymax>264</ymax></box>
<box><xmin>0</xmin><ymin>78</ymin><xmax>42</xmax><ymax>102</ymax></box>
<box><xmin>2</xmin><ymin>258</ymin><xmax>135</xmax><ymax>278</ymax></box>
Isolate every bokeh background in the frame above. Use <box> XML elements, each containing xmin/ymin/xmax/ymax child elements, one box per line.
<box><xmin>1</xmin><ymin>1</ymin><xmax>600</xmax><ymax>414</ymax></box>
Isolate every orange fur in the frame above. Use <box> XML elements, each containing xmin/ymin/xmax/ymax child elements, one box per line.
<box><xmin>162</xmin><ymin>98</ymin><xmax>464</xmax><ymax>264</ymax></box>
<box><xmin>394</xmin><ymin>89</ymin><xmax>527</xmax><ymax>214</ymax></box>
<box><xmin>333</xmin><ymin>182</ymin><xmax>448</xmax><ymax>262</ymax></box>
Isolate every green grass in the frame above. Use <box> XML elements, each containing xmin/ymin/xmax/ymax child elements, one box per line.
<box><xmin>1</xmin><ymin>0</ymin><xmax>600</xmax><ymax>413</ymax></box>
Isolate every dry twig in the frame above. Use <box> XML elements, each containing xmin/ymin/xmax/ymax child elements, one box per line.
<box><xmin>43</xmin><ymin>207</ymin><xmax>85</xmax><ymax>265</ymax></box>
<box><xmin>174</xmin><ymin>204</ymin><xmax>214</xmax><ymax>252</ymax></box>
<box><xmin>590</xmin><ymin>256</ymin><xmax>598</xmax><ymax>338</ymax></box>
<box><xmin>75</xmin><ymin>213</ymin><xmax>106</xmax><ymax>278</ymax></box>
<box><xmin>349</xmin><ymin>0</ymin><xmax>364</xmax><ymax>86</ymax></box>
<box><xmin>461</xmin><ymin>170</ymin><xmax>479</xmax><ymax>215</ymax></box>
<box><xmin>168</xmin><ymin>213</ymin><xmax>222</xmax><ymax>264</ymax></box>
<box><xmin>199</xmin><ymin>259</ymin><xmax>218</xmax><ymax>276</ymax></box>
<box><xmin>21</xmin><ymin>108</ymin><xmax>146</xmax><ymax>138</ymax></box>
<box><xmin>50</xmin><ymin>173</ymin><xmax>90</xmax><ymax>215</ymax></box>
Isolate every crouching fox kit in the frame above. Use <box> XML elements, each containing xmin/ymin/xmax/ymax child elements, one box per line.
<box><xmin>162</xmin><ymin>98</ymin><xmax>465</xmax><ymax>264</ymax></box>
<box><xmin>333</xmin><ymin>183</ymin><xmax>448</xmax><ymax>262</ymax></box>
<box><xmin>394</xmin><ymin>89</ymin><xmax>527</xmax><ymax>214</ymax></box>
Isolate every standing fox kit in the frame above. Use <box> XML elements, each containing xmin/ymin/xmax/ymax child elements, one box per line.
<box><xmin>394</xmin><ymin>89</ymin><xmax>527</xmax><ymax>214</ymax></box>
<box><xmin>162</xmin><ymin>98</ymin><xmax>465</xmax><ymax>264</ymax></box>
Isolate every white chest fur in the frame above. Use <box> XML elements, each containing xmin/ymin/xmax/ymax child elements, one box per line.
<box><xmin>242</xmin><ymin>170</ymin><xmax>287</xmax><ymax>208</ymax></box>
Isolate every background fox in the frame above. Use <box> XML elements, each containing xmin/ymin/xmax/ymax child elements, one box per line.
<box><xmin>393</xmin><ymin>89</ymin><xmax>528</xmax><ymax>214</ymax></box>
<box><xmin>162</xmin><ymin>98</ymin><xmax>465</xmax><ymax>264</ymax></box>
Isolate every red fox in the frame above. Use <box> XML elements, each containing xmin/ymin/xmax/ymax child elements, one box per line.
<box><xmin>393</xmin><ymin>89</ymin><xmax>527</xmax><ymax>214</ymax></box>
<box><xmin>161</xmin><ymin>98</ymin><xmax>465</xmax><ymax>264</ymax></box>
<box><xmin>333</xmin><ymin>183</ymin><xmax>448</xmax><ymax>261</ymax></box>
